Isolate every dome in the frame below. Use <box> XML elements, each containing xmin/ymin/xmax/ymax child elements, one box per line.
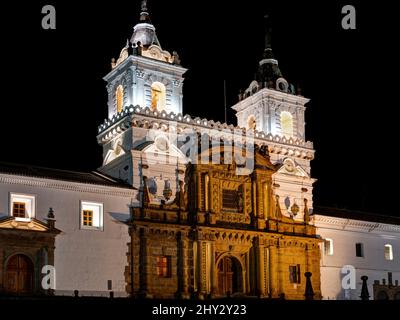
<box><xmin>130</xmin><ymin>0</ymin><xmax>160</xmax><ymax>48</ymax></box>
<box><xmin>130</xmin><ymin>23</ymin><xmax>159</xmax><ymax>48</ymax></box>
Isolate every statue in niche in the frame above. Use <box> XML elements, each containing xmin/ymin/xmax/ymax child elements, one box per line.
<box><xmin>247</xmin><ymin>115</ymin><xmax>256</xmax><ymax>130</ymax></box>
<box><xmin>146</xmin><ymin>178</ymin><xmax>157</xmax><ymax>195</ymax></box>
<box><xmin>172</xmin><ymin>180</ymin><xmax>187</xmax><ymax>209</ymax></box>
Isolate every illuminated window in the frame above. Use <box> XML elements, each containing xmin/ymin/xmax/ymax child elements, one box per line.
<box><xmin>356</xmin><ymin>243</ymin><xmax>364</xmax><ymax>257</ymax></box>
<box><xmin>81</xmin><ymin>201</ymin><xmax>103</xmax><ymax>230</ymax></box>
<box><xmin>156</xmin><ymin>256</ymin><xmax>171</xmax><ymax>278</ymax></box>
<box><xmin>82</xmin><ymin>210</ymin><xmax>93</xmax><ymax>227</ymax></box>
<box><xmin>10</xmin><ymin>193</ymin><xmax>36</xmax><ymax>220</ymax></box>
<box><xmin>289</xmin><ymin>264</ymin><xmax>301</xmax><ymax>284</ymax></box>
<box><xmin>151</xmin><ymin>82</ymin><xmax>166</xmax><ymax>111</ymax></box>
<box><xmin>385</xmin><ymin>244</ymin><xmax>393</xmax><ymax>261</ymax></box>
<box><xmin>12</xmin><ymin>202</ymin><xmax>26</xmax><ymax>218</ymax></box>
<box><xmin>325</xmin><ymin>238</ymin><xmax>334</xmax><ymax>256</ymax></box>
<box><xmin>222</xmin><ymin>186</ymin><xmax>244</xmax><ymax>213</ymax></box>
<box><xmin>280</xmin><ymin>111</ymin><xmax>293</xmax><ymax>137</ymax></box>
<box><xmin>116</xmin><ymin>85</ymin><xmax>124</xmax><ymax>113</ymax></box>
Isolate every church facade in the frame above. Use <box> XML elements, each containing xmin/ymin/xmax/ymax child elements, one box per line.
<box><xmin>0</xmin><ymin>1</ymin><xmax>399</xmax><ymax>299</ymax></box>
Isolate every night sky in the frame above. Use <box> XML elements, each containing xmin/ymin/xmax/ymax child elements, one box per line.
<box><xmin>1</xmin><ymin>1</ymin><xmax>398</xmax><ymax>216</ymax></box>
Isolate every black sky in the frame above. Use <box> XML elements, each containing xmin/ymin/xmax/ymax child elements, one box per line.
<box><xmin>0</xmin><ymin>1</ymin><xmax>398</xmax><ymax>215</ymax></box>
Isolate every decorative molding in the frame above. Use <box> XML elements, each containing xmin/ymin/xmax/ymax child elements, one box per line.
<box><xmin>141</xmin><ymin>44</ymin><xmax>173</xmax><ymax>64</ymax></box>
<box><xmin>0</xmin><ymin>175</ymin><xmax>136</xmax><ymax>198</ymax></box>
<box><xmin>277</xmin><ymin>158</ymin><xmax>309</xmax><ymax>177</ymax></box>
<box><xmin>0</xmin><ymin>218</ymin><xmax>49</xmax><ymax>232</ymax></box>
<box><xmin>97</xmin><ymin>105</ymin><xmax>314</xmax><ymax>159</ymax></box>
<box><xmin>201</xmin><ymin>242</ymin><xmax>207</xmax><ymax>292</ymax></box>
<box><xmin>313</xmin><ymin>214</ymin><xmax>400</xmax><ymax>234</ymax></box>
<box><xmin>218</xmin><ymin>212</ymin><xmax>250</xmax><ymax>224</ymax></box>
<box><xmin>172</xmin><ymin>79</ymin><xmax>181</xmax><ymax>87</ymax></box>
<box><xmin>136</xmin><ymin>69</ymin><xmax>146</xmax><ymax>79</ymax></box>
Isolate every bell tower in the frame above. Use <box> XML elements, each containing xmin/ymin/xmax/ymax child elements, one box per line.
<box><xmin>98</xmin><ymin>0</ymin><xmax>188</xmax><ymax>195</ymax></box>
<box><xmin>231</xmin><ymin>17</ymin><xmax>316</xmax><ymax>222</ymax></box>
<box><xmin>104</xmin><ymin>0</ymin><xmax>187</xmax><ymax>120</ymax></box>
<box><xmin>231</xmin><ymin>17</ymin><xmax>308</xmax><ymax>140</ymax></box>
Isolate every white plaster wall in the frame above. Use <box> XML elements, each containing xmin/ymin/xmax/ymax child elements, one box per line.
<box><xmin>0</xmin><ymin>175</ymin><xmax>136</xmax><ymax>297</ymax></box>
<box><xmin>316</xmin><ymin>220</ymin><xmax>400</xmax><ymax>300</ymax></box>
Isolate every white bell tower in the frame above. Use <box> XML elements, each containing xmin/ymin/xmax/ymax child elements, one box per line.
<box><xmin>231</xmin><ymin>18</ymin><xmax>316</xmax><ymax>222</ymax></box>
<box><xmin>231</xmin><ymin>19</ymin><xmax>308</xmax><ymax>140</ymax></box>
<box><xmin>98</xmin><ymin>0</ymin><xmax>188</xmax><ymax>195</ymax></box>
<box><xmin>103</xmin><ymin>0</ymin><xmax>187</xmax><ymax>120</ymax></box>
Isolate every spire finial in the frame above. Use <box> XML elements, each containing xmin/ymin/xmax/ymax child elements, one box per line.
<box><xmin>140</xmin><ymin>0</ymin><xmax>150</xmax><ymax>22</ymax></box>
<box><xmin>264</xmin><ymin>15</ymin><xmax>272</xmax><ymax>49</ymax></box>
<box><xmin>141</xmin><ymin>0</ymin><xmax>148</xmax><ymax>13</ymax></box>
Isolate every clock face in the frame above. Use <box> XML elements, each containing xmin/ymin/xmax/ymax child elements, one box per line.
<box><xmin>155</xmin><ymin>136</ymin><xmax>169</xmax><ymax>151</ymax></box>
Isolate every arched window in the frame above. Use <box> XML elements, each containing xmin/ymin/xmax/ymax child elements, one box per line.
<box><xmin>385</xmin><ymin>244</ymin><xmax>393</xmax><ymax>261</ymax></box>
<box><xmin>280</xmin><ymin>111</ymin><xmax>293</xmax><ymax>138</ymax></box>
<box><xmin>151</xmin><ymin>82</ymin><xmax>166</xmax><ymax>111</ymax></box>
<box><xmin>116</xmin><ymin>85</ymin><xmax>124</xmax><ymax>113</ymax></box>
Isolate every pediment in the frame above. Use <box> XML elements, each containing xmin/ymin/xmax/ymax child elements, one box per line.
<box><xmin>142</xmin><ymin>136</ymin><xmax>189</xmax><ymax>164</ymax></box>
<box><xmin>142</xmin><ymin>45</ymin><xmax>173</xmax><ymax>63</ymax></box>
<box><xmin>0</xmin><ymin>217</ymin><xmax>52</xmax><ymax>232</ymax></box>
<box><xmin>277</xmin><ymin>158</ymin><xmax>309</xmax><ymax>178</ymax></box>
<box><xmin>103</xmin><ymin>139</ymin><xmax>127</xmax><ymax>166</ymax></box>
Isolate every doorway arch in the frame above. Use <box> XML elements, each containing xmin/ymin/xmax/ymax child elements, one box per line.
<box><xmin>217</xmin><ymin>255</ymin><xmax>243</xmax><ymax>295</ymax></box>
<box><xmin>5</xmin><ymin>254</ymin><xmax>34</xmax><ymax>294</ymax></box>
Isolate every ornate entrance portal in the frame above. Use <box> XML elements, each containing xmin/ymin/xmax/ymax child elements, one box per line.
<box><xmin>217</xmin><ymin>256</ymin><xmax>243</xmax><ymax>295</ymax></box>
<box><xmin>5</xmin><ymin>254</ymin><xmax>34</xmax><ymax>294</ymax></box>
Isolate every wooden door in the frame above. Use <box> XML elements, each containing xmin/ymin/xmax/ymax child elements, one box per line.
<box><xmin>5</xmin><ymin>254</ymin><xmax>34</xmax><ymax>294</ymax></box>
<box><xmin>218</xmin><ymin>256</ymin><xmax>234</xmax><ymax>295</ymax></box>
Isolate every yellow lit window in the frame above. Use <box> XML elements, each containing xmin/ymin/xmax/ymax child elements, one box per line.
<box><xmin>385</xmin><ymin>244</ymin><xmax>393</xmax><ymax>261</ymax></box>
<box><xmin>12</xmin><ymin>202</ymin><xmax>26</xmax><ymax>218</ymax></box>
<box><xmin>151</xmin><ymin>82</ymin><xmax>166</xmax><ymax>111</ymax></box>
<box><xmin>156</xmin><ymin>256</ymin><xmax>171</xmax><ymax>278</ymax></box>
<box><xmin>289</xmin><ymin>264</ymin><xmax>301</xmax><ymax>284</ymax></box>
<box><xmin>116</xmin><ymin>85</ymin><xmax>124</xmax><ymax>113</ymax></box>
<box><xmin>82</xmin><ymin>210</ymin><xmax>93</xmax><ymax>227</ymax></box>
<box><xmin>280</xmin><ymin>111</ymin><xmax>293</xmax><ymax>137</ymax></box>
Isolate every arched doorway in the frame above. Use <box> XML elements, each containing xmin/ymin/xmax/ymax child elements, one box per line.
<box><xmin>5</xmin><ymin>254</ymin><xmax>34</xmax><ymax>294</ymax></box>
<box><xmin>217</xmin><ymin>256</ymin><xmax>243</xmax><ymax>295</ymax></box>
<box><xmin>376</xmin><ymin>290</ymin><xmax>389</xmax><ymax>300</ymax></box>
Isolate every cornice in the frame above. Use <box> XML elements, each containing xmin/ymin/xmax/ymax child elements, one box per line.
<box><xmin>0</xmin><ymin>174</ymin><xmax>136</xmax><ymax>198</ymax></box>
<box><xmin>232</xmin><ymin>87</ymin><xmax>310</xmax><ymax>113</ymax></box>
<box><xmin>313</xmin><ymin>214</ymin><xmax>400</xmax><ymax>234</ymax></box>
<box><xmin>97</xmin><ymin>105</ymin><xmax>315</xmax><ymax>160</ymax></box>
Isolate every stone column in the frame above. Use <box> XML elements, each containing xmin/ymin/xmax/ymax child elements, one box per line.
<box><xmin>269</xmin><ymin>244</ymin><xmax>280</xmax><ymax>298</ymax></box>
<box><xmin>257</xmin><ymin>242</ymin><xmax>267</xmax><ymax>297</ymax></box>
<box><xmin>210</xmin><ymin>242</ymin><xmax>217</xmax><ymax>296</ymax></box>
<box><xmin>138</xmin><ymin>228</ymin><xmax>148</xmax><ymax>297</ymax></box>
<box><xmin>175</xmin><ymin>231</ymin><xmax>184</xmax><ymax>299</ymax></box>
<box><xmin>198</xmin><ymin>241</ymin><xmax>207</xmax><ymax>298</ymax></box>
<box><xmin>250</xmin><ymin>237</ymin><xmax>260</xmax><ymax>296</ymax></box>
<box><xmin>244</xmin><ymin>252</ymin><xmax>250</xmax><ymax>294</ymax></box>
